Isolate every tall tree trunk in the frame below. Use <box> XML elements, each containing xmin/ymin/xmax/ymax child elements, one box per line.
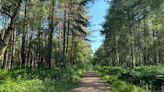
<box><xmin>47</xmin><ymin>0</ymin><xmax>55</xmax><ymax>69</ymax></box>
<box><xmin>21</xmin><ymin>0</ymin><xmax>28</xmax><ymax>67</ymax></box>
<box><xmin>66</xmin><ymin>20</ymin><xmax>69</xmax><ymax>55</ymax></box>
<box><xmin>2</xmin><ymin>51</ymin><xmax>7</xmax><ymax>69</ymax></box>
<box><xmin>37</xmin><ymin>17</ymin><xmax>42</xmax><ymax>68</ymax></box>
<box><xmin>66</xmin><ymin>15</ymin><xmax>70</xmax><ymax>63</ymax></box>
<box><xmin>63</xmin><ymin>4</ymin><xmax>67</xmax><ymax>60</ymax></box>
<box><xmin>71</xmin><ymin>32</ymin><xmax>74</xmax><ymax>65</ymax></box>
<box><xmin>27</xmin><ymin>34</ymin><xmax>32</xmax><ymax>67</ymax></box>
<box><xmin>10</xmin><ymin>27</ymin><xmax>16</xmax><ymax>69</ymax></box>
<box><xmin>73</xmin><ymin>36</ymin><xmax>77</xmax><ymax>66</ymax></box>
<box><xmin>66</xmin><ymin>2</ymin><xmax>72</xmax><ymax>61</ymax></box>
<box><xmin>0</xmin><ymin>0</ymin><xmax>22</xmax><ymax>61</ymax></box>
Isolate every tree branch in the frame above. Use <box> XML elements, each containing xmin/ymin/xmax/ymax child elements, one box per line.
<box><xmin>0</xmin><ymin>10</ymin><xmax>11</xmax><ymax>17</ymax></box>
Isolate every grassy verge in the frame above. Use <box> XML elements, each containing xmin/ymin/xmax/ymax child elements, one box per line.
<box><xmin>101</xmin><ymin>75</ymin><xmax>146</xmax><ymax>92</ymax></box>
<box><xmin>0</xmin><ymin>67</ymin><xmax>86</xmax><ymax>92</ymax></box>
<box><xmin>96</xmin><ymin>68</ymin><xmax>146</xmax><ymax>92</ymax></box>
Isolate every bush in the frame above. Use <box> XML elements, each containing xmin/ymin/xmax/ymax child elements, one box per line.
<box><xmin>96</xmin><ymin>65</ymin><xmax>164</xmax><ymax>91</ymax></box>
<box><xmin>102</xmin><ymin>75</ymin><xmax>146</xmax><ymax>92</ymax></box>
<box><xmin>0</xmin><ymin>67</ymin><xmax>86</xmax><ymax>92</ymax></box>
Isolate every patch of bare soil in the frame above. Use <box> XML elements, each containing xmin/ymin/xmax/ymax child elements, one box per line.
<box><xmin>70</xmin><ymin>72</ymin><xmax>111</xmax><ymax>92</ymax></box>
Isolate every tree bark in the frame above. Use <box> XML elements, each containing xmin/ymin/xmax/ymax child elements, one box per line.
<box><xmin>10</xmin><ymin>27</ymin><xmax>16</xmax><ymax>69</ymax></box>
<box><xmin>63</xmin><ymin>4</ymin><xmax>67</xmax><ymax>59</ymax></box>
<box><xmin>47</xmin><ymin>0</ymin><xmax>55</xmax><ymax>69</ymax></box>
<box><xmin>21</xmin><ymin>0</ymin><xmax>28</xmax><ymax>67</ymax></box>
<box><xmin>0</xmin><ymin>0</ymin><xmax>22</xmax><ymax>61</ymax></box>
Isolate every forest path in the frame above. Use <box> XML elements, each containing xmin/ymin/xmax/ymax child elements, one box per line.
<box><xmin>70</xmin><ymin>72</ymin><xmax>111</xmax><ymax>92</ymax></box>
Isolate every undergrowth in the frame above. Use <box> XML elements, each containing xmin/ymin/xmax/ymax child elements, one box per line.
<box><xmin>0</xmin><ymin>67</ymin><xmax>86</xmax><ymax>92</ymax></box>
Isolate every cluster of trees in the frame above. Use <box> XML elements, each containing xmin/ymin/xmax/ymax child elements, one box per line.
<box><xmin>93</xmin><ymin>0</ymin><xmax>164</xmax><ymax>68</ymax></box>
<box><xmin>0</xmin><ymin>0</ymin><xmax>93</xmax><ymax>70</ymax></box>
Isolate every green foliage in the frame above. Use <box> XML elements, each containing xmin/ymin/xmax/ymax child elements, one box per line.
<box><xmin>0</xmin><ymin>0</ymin><xmax>92</xmax><ymax>91</ymax></box>
<box><xmin>95</xmin><ymin>65</ymin><xmax>164</xmax><ymax>91</ymax></box>
<box><xmin>93</xmin><ymin>1</ymin><xmax>164</xmax><ymax>91</ymax></box>
<box><xmin>74</xmin><ymin>40</ymin><xmax>92</xmax><ymax>66</ymax></box>
<box><xmin>120</xmin><ymin>66</ymin><xmax>164</xmax><ymax>86</ymax></box>
<box><xmin>96</xmin><ymin>0</ymin><xmax>164</xmax><ymax>68</ymax></box>
<box><xmin>0</xmin><ymin>79</ymin><xmax>44</xmax><ymax>92</ymax></box>
<box><xmin>0</xmin><ymin>67</ymin><xmax>86</xmax><ymax>92</ymax></box>
<box><xmin>98</xmin><ymin>73</ymin><xmax>146</xmax><ymax>92</ymax></box>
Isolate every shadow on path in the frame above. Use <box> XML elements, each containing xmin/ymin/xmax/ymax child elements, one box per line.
<box><xmin>70</xmin><ymin>72</ymin><xmax>111</xmax><ymax>92</ymax></box>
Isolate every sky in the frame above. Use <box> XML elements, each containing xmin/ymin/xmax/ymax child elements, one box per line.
<box><xmin>88</xmin><ymin>0</ymin><xmax>108</xmax><ymax>53</ymax></box>
<box><xmin>0</xmin><ymin>17</ymin><xmax>3</xmax><ymax>30</ymax></box>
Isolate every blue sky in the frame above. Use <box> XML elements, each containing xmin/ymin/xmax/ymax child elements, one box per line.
<box><xmin>0</xmin><ymin>17</ymin><xmax>3</xmax><ymax>30</ymax></box>
<box><xmin>88</xmin><ymin>0</ymin><xmax>108</xmax><ymax>53</ymax></box>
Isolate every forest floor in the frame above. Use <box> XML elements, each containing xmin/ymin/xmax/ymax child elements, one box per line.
<box><xmin>70</xmin><ymin>72</ymin><xmax>111</xmax><ymax>92</ymax></box>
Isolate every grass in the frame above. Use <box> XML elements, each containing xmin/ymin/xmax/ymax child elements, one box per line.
<box><xmin>95</xmin><ymin>65</ymin><xmax>164</xmax><ymax>92</ymax></box>
<box><xmin>95</xmin><ymin>66</ymin><xmax>148</xmax><ymax>92</ymax></box>
<box><xmin>96</xmin><ymin>65</ymin><xmax>164</xmax><ymax>86</ymax></box>
<box><xmin>101</xmin><ymin>75</ymin><xmax>146</xmax><ymax>92</ymax></box>
<box><xmin>0</xmin><ymin>67</ymin><xmax>86</xmax><ymax>92</ymax></box>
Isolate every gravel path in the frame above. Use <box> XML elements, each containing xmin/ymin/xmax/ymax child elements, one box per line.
<box><xmin>71</xmin><ymin>72</ymin><xmax>111</xmax><ymax>92</ymax></box>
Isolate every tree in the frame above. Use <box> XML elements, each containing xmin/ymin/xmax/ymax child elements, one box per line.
<box><xmin>0</xmin><ymin>0</ymin><xmax>22</xmax><ymax>61</ymax></box>
<box><xmin>0</xmin><ymin>0</ymin><xmax>93</xmax><ymax>69</ymax></box>
<box><xmin>96</xmin><ymin>0</ymin><xmax>164</xmax><ymax>68</ymax></box>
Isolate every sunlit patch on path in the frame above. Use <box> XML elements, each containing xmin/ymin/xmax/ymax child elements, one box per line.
<box><xmin>71</xmin><ymin>72</ymin><xmax>111</xmax><ymax>92</ymax></box>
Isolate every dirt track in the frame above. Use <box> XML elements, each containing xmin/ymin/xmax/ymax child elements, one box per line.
<box><xmin>71</xmin><ymin>72</ymin><xmax>111</xmax><ymax>92</ymax></box>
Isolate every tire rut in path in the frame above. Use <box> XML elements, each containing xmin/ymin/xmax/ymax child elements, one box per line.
<box><xmin>71</xmin><ymin>72</ymin><xmax>111</xmax><ymax>92</ymax></box>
